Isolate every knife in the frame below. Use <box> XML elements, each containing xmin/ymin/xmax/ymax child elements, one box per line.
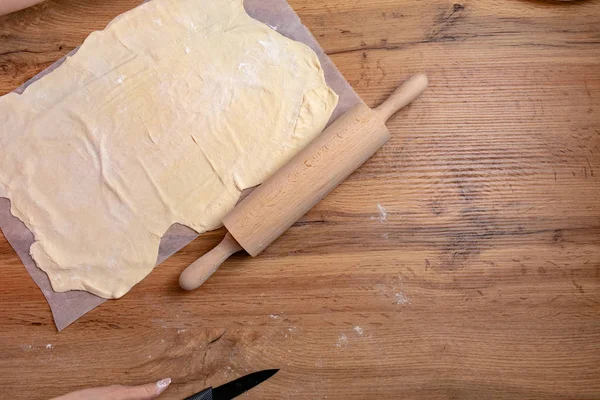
<box><xmin>183</xmin><ymin>369</ymin><xmax>279</xmax><ymax>400</ymax></box>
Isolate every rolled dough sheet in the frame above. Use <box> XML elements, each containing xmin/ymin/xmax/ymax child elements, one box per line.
<box><xmin>0</xmin><ymin>0</ymin><xmax>362</xmax><ymax>330</ymax></box>
<box><xmin>1</xmin><ymin>0</ymin><xmax>339</xmax><ymax>299</ymax></box>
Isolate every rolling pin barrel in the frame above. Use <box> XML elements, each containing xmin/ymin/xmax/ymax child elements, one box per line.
<box><xmin>179</xmin><ymin>74</ymin><xmax>428</xmax><ymax>291</ymax></box>
<box><xmin>224</xmin><ymin>74</ymin><xmax>428</xmax><ymax>256</ymax></box>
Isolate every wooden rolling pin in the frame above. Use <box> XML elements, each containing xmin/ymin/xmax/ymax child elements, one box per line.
<box><xmin>180</xmin><ymin>74</ymin><xmax>428</xmax><ymax>291</ymax></box>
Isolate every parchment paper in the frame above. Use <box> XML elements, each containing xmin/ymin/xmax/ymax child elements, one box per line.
<box><xmin>0</xmin><ymin>0</ymin><xmax>362</xmax><ymax>331</ymax></box>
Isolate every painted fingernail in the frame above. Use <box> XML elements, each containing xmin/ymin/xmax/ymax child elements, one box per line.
<box><xmin>156</xmin><ymin>378</ymin><xmax>171</xmax><ymax>394</ymax></box>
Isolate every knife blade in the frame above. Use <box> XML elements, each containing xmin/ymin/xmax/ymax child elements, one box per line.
<box><xmin>183</xmin><ymin>369</ymin><xmax>279</xmax><ymax>400</ymax></box>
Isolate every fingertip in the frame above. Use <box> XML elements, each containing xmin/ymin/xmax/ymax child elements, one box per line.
<box><xmin>120</xmin><ymin>378</ymin><xmax>172</xmax><ymax>400</ymax></box>
<box><xmin>156</xmin><ymin>378</ymin><xmax>171</xmax><ymax>395</ymax></box>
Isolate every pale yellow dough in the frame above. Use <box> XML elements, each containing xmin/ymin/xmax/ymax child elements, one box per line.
<box><xmin>0</xmin><ymin>0</ymin><xmax>338</xmax><ymax>298</ymax></box>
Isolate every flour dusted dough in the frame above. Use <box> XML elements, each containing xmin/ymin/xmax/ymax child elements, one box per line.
<box><xmin>0</xmin><ymin>0</ymin><xmax>338</xmax><ymax>298</ymax></box>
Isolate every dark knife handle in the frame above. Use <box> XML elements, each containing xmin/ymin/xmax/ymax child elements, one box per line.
<box><xmin>183</xmin><ymin>387</ymin><xmax>213</xmax><ymax>400</ymax></box>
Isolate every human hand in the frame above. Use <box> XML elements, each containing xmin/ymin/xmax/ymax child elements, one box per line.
<box><xmin>0</xmin><ymin>0</ymin><xmax>45</xmax><ymax>16</ymax></box>
<box><xmin>51</xmin><ymin>378</ymin><xmax>171</xmax><ymax>400</ymax></box>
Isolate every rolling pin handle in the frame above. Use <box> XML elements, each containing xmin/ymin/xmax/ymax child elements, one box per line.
<box><xmin>375</xmin><ymin>74</ymin><xmax>428</xmax><ymax>122</ymax></box>
<box><xmin>179</xmin><ymin>232</ymin><xmax>243</xmax><ymax>291</ymax></box>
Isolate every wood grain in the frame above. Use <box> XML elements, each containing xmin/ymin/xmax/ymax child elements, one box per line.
<box><xmin>1</xmin><ymin>0</ymin><xmax>599</xmax><ymax>399</ymax></box>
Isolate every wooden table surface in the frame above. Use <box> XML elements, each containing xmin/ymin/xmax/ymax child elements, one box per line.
<box><xmin>1</xmin><ymin>0</ymin><xmax>599</xmax><ymax>399</ymax></box>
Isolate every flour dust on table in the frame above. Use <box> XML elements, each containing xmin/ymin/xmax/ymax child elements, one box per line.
<box><xmin>0</xmin><ymin>0</ymin><xmax>338</xmax><ymax>298</ymax></box>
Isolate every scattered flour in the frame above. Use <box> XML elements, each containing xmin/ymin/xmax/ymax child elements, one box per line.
<box><xmin>396</xmin><ymin>292</ymin><xmax>410</xmax><ymax>305</ymax></box>
<box><xmin>258</xmin><ymin>39</ymin><xmax>279</xmax><ymax>61</ymax></box>
<box><xmin>335</xmin><ymin>333</ymin><xmax>348</xmax><ymax>347</ymax></box>
<box><xmin>45</xmin><ymin>344</ymin><xmax>53</xmax><ymax>349</ymax></box>
<box><xmin>184</xmin><ymin>46</ymin><xmax>191</xmax><ymax>54</ymax></box>
<box><xmin>377</xmin><ymin>203</ymin><xmax>388</xmax><ymax>221</ymax></box>
<box><xmin>353</xmin><ymin>326</ymin><xmax>364</xmax><ymax>335</ymax></box>
<box><xmin>370</xmin><ymin>203</ymin><xmax>388</xmax><ymax>222</ymax></box>
<box><xmin>115</xmin><ymin>75</ymin><xmax>126</xmax><ymax>84</ymax></box>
